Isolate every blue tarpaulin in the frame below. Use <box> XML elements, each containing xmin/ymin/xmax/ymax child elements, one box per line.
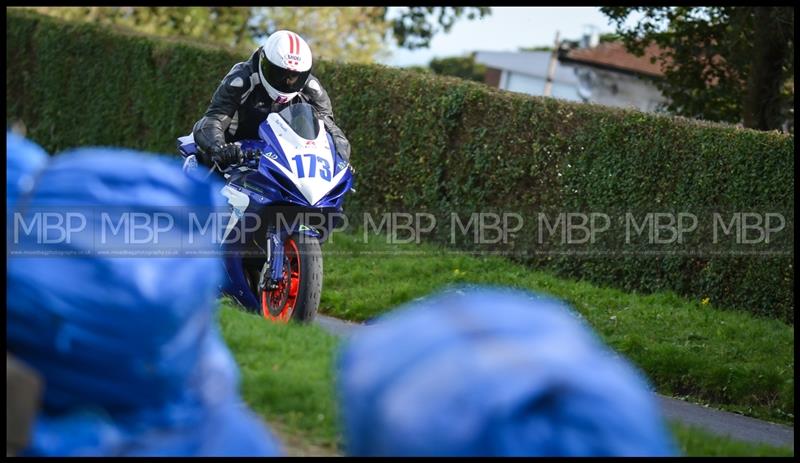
<box><xmin>337</xmin><ymin>287</ymin><xmax>678</xmax><ymax>457</ymax></box>
<box><xmin>6</xmin><ymin>131</ymin><xmax>48</xmax><ymax>221</ymax></box>
<box><xmin>6</xmin><ymin>136</ymin><xmax>282</xmax><ymax>456</ymax></box>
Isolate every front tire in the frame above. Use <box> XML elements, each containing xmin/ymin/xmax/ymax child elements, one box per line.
<box><xmin>261</xmin><ymin>233</ymin><xmax>322</xmax><ymax>323</ymax></box>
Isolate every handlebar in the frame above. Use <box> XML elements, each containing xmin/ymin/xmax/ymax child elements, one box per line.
<box><xmin>241</xmin><ymin>148</ymin><xmax>262</xmax><ymax>161</ymax></box>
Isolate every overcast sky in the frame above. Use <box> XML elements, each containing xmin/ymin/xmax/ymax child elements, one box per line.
<box><xmin>379</xmin><ymin>7</ymin><xmax>621</xmax><ymax>67</ymax></box>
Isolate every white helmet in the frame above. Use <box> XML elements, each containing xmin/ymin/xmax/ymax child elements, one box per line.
<box><xmin>258</xmin><ymin>30</ymin><xmax>313</xmax><ymax>104</ymax></box>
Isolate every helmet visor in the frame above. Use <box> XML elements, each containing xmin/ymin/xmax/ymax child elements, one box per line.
<box><xmin>261</xmin><ymin>58</ymin><xmax>310</xmax><ymax>94</ymax></box>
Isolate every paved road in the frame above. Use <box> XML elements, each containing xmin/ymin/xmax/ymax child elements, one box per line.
<box><xmin>315</xmin><ymin>314</ymin><xmax>794</xmax><ymax>449</ymax></box>
<box><xmin>656</xmin><ymin>396</ymin><xmax>793</xmax><ymax>449</ymax></box>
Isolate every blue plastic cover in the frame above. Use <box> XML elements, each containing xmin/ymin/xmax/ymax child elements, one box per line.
<box><xmin>6</xmin><ymin>141</ymin><xmax>282</xmax><ymax>456</ymax></box>
<box><xmin>336</xmin><ymin>287</ymin><xmax>678</xmax><ymax>457</ymax></box>
<box><xmin>6</xmin><ymin>131</ymin><xmax>48</xmax><ymax>219</ymax></box>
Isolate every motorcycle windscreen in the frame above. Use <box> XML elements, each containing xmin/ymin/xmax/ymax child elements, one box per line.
<box><xmin>277</xmin><ymin>103</ymin><xmax>320</xmax><ymax>141</ymax></box>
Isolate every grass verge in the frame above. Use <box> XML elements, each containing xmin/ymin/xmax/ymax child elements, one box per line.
<box><xmin>319</xmin><ymin>232</ymin><xmax>794</xmax><ymax>425</ymax></box>
<box><xmin>669</xmin><ymin>423</ymin><xmax>793</xmax><ymax>457</ymax></box>
<box><xmin>218</xmin><ymin>302</ymin><xmax>793</xmax><ymax>456</ymax></box>
<box><xmin>217</xmin><ymin>300</ymin><xmax>341</xmax><ymax>452</ymax></box>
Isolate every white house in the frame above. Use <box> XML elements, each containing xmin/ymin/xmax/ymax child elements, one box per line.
<box><xmin>475</xmin><ymin>36</ymin><xmax>668</xmax><ymax>113</ymax></box>
<box><xmin>474</xmin><ymin>50</ymin><xmax>583</xmax><ymax>102</ymax></box>
<box><xmin>558</xmin><ymin>41</ymin><xmax>668</xmax><ymax>113</ymax></box>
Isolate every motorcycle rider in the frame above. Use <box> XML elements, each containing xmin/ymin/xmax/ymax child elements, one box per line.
<box><xmin>192</xmin><ymin>30</ymin><xmax>351</xmax><ymax>169</ymax></box>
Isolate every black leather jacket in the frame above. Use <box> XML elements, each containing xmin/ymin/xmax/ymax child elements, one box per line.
<box><xmin>192</xmin><ymin>48</ymin><xmax>351</xmax><ymax>163</ymax></box>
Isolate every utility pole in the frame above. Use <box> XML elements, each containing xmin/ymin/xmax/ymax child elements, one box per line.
<box><xmin>543</xmin><ymin>30</ymin><xmax>560</xmax><ymax>97</ymax></box>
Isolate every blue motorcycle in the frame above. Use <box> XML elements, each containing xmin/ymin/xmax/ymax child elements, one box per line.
<box><xmin>177</xmin><ymin>102</ymin><xmax>354</xmax><ymax>323</ymax></box>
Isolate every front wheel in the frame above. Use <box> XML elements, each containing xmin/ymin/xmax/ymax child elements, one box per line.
<box><xmin>261</xmin><ymin>233</ymin><xmax>322</xmax><ymax>323</ymax></box>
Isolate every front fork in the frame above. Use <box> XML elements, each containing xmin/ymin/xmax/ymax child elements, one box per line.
<box><xmin>258</xmin><ymin>227</ymin><xmax>285</xmax><ymax>294</ymax></box>
<box><xmin>256</xmin><ymin>225</ymin><xmax>322</xmax><ymax>295</ymax></box>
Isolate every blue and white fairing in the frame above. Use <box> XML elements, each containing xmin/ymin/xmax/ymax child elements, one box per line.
<box><xmin>177</xmin><ymin>103</ymin><xmax>353</xmax><ymax>210</ymax></box>
<box><xmin>254</xmin><ymin>109</ymin><xmax>353</xmax><ymax>209</ymax></box>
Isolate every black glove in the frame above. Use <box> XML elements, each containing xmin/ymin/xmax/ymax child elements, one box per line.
<box><xmin>209</xmin><ymin>143</ymin><xmax>243</xmax><ymax>169</ymax></box>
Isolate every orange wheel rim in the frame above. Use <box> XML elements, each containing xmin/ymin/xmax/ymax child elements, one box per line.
<box><xmin>262</xmin><ymin>238</ymin><xmax>300</xmax><ymax>323</ymax></box>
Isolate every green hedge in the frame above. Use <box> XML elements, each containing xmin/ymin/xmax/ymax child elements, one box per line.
<box><xmin>7</xmin><ymin>10</ymin><xmax>794</xmax><ymax>322</ymax></box>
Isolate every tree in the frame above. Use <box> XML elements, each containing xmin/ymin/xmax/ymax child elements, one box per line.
<box><xmin>28</xmin><ymin>7</ymin><xmax>257</xmax><ymax>50</ymax></box>
<box><xmin>260</xmin><ymin>7</ymin><xmax>491</xmax><ymax>63</ymax></box>
<box><xmin>27</xmin><ymin>7</ymin><xmax>491</xmax><ymax>64</ymax></box>
<box><xmin>385</xmin><ymin>7</ymin><xmax>491</xmax><ymax>49</ymax></box>
<box><xmin>600</xmin><ymin>7</ymin><xmax>794</xmax><ymax>131</ymax></box>
<box><xmin>520</xmin><ymin>33</ymin><xmax>621</xmax><ymax>52</ymax></box>
<box><xmin>406</xmin><ymin>65</ymin><xmax>432</xmax><ymax>74</ymax></box>
<box><xmin>428</xmin><ymin>54</ymin><xmax>487</xmax><ymax>82</ymax></box>
<box><xmin>259</xmin><ymin>7</ymin><xmax>390</xmax><ymax>63</ymax></box>
<box><xmin>598</xmin><ymin>32</ymin><xmax>621</xmax><ymax>43</ymax></box>
<box><xmin>519</xmin><ymin>45</ymin><xmax>554</xmax><ymax>52</ymax></box>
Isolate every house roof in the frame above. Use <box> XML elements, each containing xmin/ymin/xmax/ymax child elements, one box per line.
<box><xmin>560</xmin><ymin>42</ymin><xmax>666</xmax><ymax>78</ymax></box>
<box><xmin>474</xmin><ymin>50</ymin><xmax>579</xmax><ymax>85</ymax></box>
